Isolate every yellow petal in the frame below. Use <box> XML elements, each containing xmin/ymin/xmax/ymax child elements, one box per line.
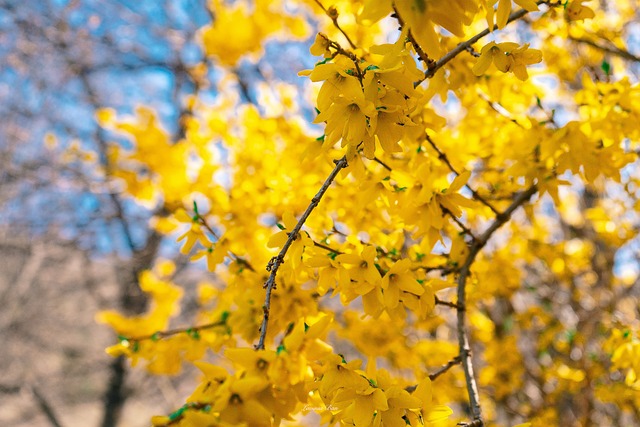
<box><xmin>496</xmin><ymin>0</ymin><xmax>511</xmax><ymax>29</ymax></box>
<box><xmin>514</xmin><ymin>0</ymin><xmax>538</xmax><ymax>11</ymax></box>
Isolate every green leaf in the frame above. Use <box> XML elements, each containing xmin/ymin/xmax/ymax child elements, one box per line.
<box><xmin>276</xmin><ymin>223</ymin><xmax>286</xmax><ymax>230</ymax></box>
<box><xmin>601</xmin><ymin>60</ymin><xmax>611</xmax><ymax>75</ymax></box>
<box><xmin>169</xmin><ymin>406</ymin><xmax>187</xmax><ymax>421</ymax></box>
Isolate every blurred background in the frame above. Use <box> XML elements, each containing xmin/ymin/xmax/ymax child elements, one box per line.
<box><xmin>1</xmin><ymin>1</ymin><xmax>219</xmax><ymax>426</ymax></box>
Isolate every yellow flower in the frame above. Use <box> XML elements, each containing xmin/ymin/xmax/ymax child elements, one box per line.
<box><xmin>566</xmin><ymin>0</ymin><xmax>595</xmax><ymax>21</ymax></box>
<box><xmin>310</xmin><ymin>32</ymin><xmax>332</xmax><ymax>57</ymax></box>
<box><xmin>308</xmin><ymin>57</ymin><xmax>362</xmax><ymax>111</ymax></box>
<box><xmin>336</xmin><ymin>245</ymin><xmax>381</xmax><ymax>288</ymax></box>
<box><xmin>192</xmin><ymin>238</ymin><xmax>229</xmax><ymax>272</ymax></box>
<box><xmin>381</xmin><ymin>258</ymin><xmax>423</xmax><ymax>309</ymax></box>
<box><xmin>473</xmin><ymin>42</ymin><xmax>542</xmax><ymax>81</ymax></box>
<box><xmin>314</xmin><ymin>91</ymin><xmax>376</xmax><ymax>148</ymax></box>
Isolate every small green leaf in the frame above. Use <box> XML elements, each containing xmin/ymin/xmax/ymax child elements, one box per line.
<box><xmin>276</xmin><ymin>344</ymin><xmax>286</xmax><ymax>354</ymax></box>
<box><xmin>193</xmin><ymin>201</ymin><xmax>199</xmax><ymax>214</ymax></box>
<box><xmin>276</xmin><ymin>223</ymin><xmax>286</xmax><ymax>230</ymax></box>
<box><xmin>151</xmin><ymin>332</ymin><xmax>160</xmax><ymax>342</ymax></box>
<box><xmin>169</xmin><ymin>406</ymin><xmax>187</xmax><ymax>421</ymax></box>
<box><xmin>601</xmin><ymin>60</ymin><xmax>611</xmax><ymax>75</ymax></box>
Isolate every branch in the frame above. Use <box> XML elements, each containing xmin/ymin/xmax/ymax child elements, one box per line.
<box><xmin>435</xmin><ymin>296</ymin><xmax>460</xmax><ymax>309</ymax></box>
<box><xmin>372</xmin><ymin>156</ymin><xmax>392</xmax><ymax>172</ymax></box>
<box><xmin>456</xmin><ymin>184</ymin><xmax>538</xmax><ymax>425</ymax></box>
<box><xmin>313</xmin><ymin>240</ymin><xmax>344</xmax><ymax>255</ymax></box>
<box><xmin>31</xmin><ymin>385</ymin><xmax>65</xmax><ymax>427</ymax></box>
<box><xmin>430</xmin><ymin>355</ymin><xmax>463</xmax><ymax>380</ymax></box>
<box><xmin>313</xmin><ymin>0</ymin><xmax>357</xmax><ymax>50</ymax></box>
<box><xmin>405</xmin><ymin>355</ymin><xmax>462</xmax><ymax>392</ymax></box>
<box><xmin>442</xmin><ymin>206</ymin><xmax>477</xmax><ymax>241</ymax></box>
<box><xmin>392</xmin><ymin>6</ymin><xmax>436</xmax><ymax>70</ymax></box>
<box><xmin>255</xmin><ymin>156</ymin><xmax>348</xmax><ymax>350</ymax></box>
<box><xmin>425</xmin><ymin>134</ymin><xmax>500</xmax><ymax>216</ymax></box>
<box><xmin>119</xmin><ymin>318</ymin><xmax>227</xmax><ymax>343</ymax></box>
<box><xmin>569</xmin><ymin>36</ymin><xmax>640</xmax><ymax>63</ymax></box>
<box><xmin>318</xmin><ymin>33</ymin><xmax>365</xmax><ymax>84</ymax></box>
<box><xmin>416</xmin><ymin>1</ymin><xmax>555</xmax><ymax>85</ymax></box>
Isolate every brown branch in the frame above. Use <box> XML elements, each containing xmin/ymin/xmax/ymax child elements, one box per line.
<box><xmin>317</xmin><ymin>33</ymin><xmax>365</xmax><ymax>84</ymax></box>
<box><xmin>313</xmin><ymin>240</ymin><xmax>344</xmax><ymax>255</ymax></box>
<box><xmin>430</xmin><ymin>355</ymin><xmax>463</xmax><ymax>380</ymax></box>
<box><xmin>416</xmin><ymin>1</ymin><xmax>557</xmax><ymax>85</ymax></box>
<box><xmin>456</xmin><ymin>184</ymin><xmax>538</xmax><ymax>426</ymax></box>
<box><xmin>120</xmin><ymin>318</ymin><xmax>227</xmax><ymax>343</ymax></box>
<box><xmin>313</xmin><ymin>0</ymin><xmax>357</xmax><ymax>50</ymax></box>
<box><xmin>425</xmin><ymin>134</ymin><xmax>500</xmax><ymax>216</ymax></box>
<box><xmin>569</xmin><ymin>36</ymin><xmax>640</xmax><ymax>63</ymax></box>
<box><xmin>372</xmin><ymin>156</ymin><xmax>392</xmax><ymax>171</ymax></box>
<box><xmin>392</xmin><ymin>6</ymin><xmax>436</xmax><ymax>70</ymax></box>
<box><xmin>30</xmin><ymin>385</ymin><xmax>65</xmax><ymax>427</ymax></box>
<box><xmin>442</xmin><ymin>206</ymin><xmax>477</xmax><ymax>240</ymax></box>
<box><xmin>435</xmin><ymin>296</ymin><xmax>460</xmax><ymax>309</ymax></box>
<box><xmin>406</xmin><ymin>355</ymin><xmax>462</xmax><ymax>392</ymax></box>
<box><xmin>255</xmin><ymin>156</ymin><xmax>348</xmax><ymax>350</ymax></box>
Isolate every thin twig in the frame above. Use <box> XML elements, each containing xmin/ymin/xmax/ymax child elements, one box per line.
<box><xmin>430</xmin><ymin>355</ymin><xmax>463</xmax><ymax>380</ymax></box>
<box><xmin>120</xmin><ymin>319</ymin><xmax>228</xmax><ymax>343</ymax></box>
<box><xmin>441</xmin><ymin>206</ymin><xmax>477</xmax><ymax>241</ymax></box>
<box><xmin>405</xmin><ymin>355</ymin><xmax>462</xmax><ymax>392</ymax></box>
<box><xmin>425</xmin><ymin>134</ymin><xmax>500</xmax><ymax>216</ymax></box>
<box><xmin>435</xmin><ymin>296</ymin><xmax>460</xmax><ymax>309</ymax></box>
<box><xmin>569</xmin><ymin>36</ymin><xmax>640</xmax><ymax>63</ymax></box>
<box><xmin>31</xmin><ymin>385</ymin><xmax>65</xmax><ymax>427</ymax></box>
<box><xmin>313</xmin><ymin>240</ymin><xmax>344</xmax><ymax>255</ymax></box>
<box><xmin>317</xmin><ymin>33</ymin><xmax>365</xmax><ymax>84</ymax></box>
<box><xmin>392</xmin><ymin>6</ymin><xmax>436</xmax><ymax>70</ymax></box>
<box><xmin>256</xmin><ymin>156</ymin><xmax>348</xmax><ymax>350</ymax></box>
<box><xmin>372</xmin><ymin>156</ymin><xmax>392</xmax><ymax>171</ymax></box>
<box><xmin>196</xmin><ymin>214</ymin><xmax>256</xmax><ymax>272</ymax></box>
<box><xmin>313</xmin><ymin>0</ymin><xmax>357</xmax><ymax>50</ymax></box>
<box><xmin>456</xmin><ymin>184</ymin><xmax>538</xmax><ymax>426</ymax></box>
